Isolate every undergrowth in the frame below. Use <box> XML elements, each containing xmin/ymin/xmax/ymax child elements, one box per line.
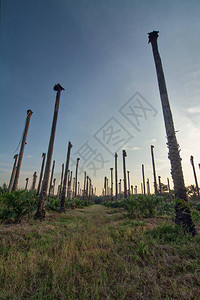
<box><xmin>0</xmin><ymin>205</ymin><xmax>200</xmax><ymax>299</ymax></box>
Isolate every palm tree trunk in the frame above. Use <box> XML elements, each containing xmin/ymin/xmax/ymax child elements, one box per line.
<box><xmin>74</xmin><ymin>158</ymin><xmax>80</xmax><ymax>198</ymax></box>
<box><xmin>115</xmin><ymin>153</ymin><xmax>118</xmax><ymax>200</ymax></box>
<box><xmin>25</xmin><ymin>178</ymin><xmax>29</xmax><ymax>190</ymax></box>
<box><xmin>190</xmin><ymin>155</ymin><xmax>200</xmax><ymax>200</ymax></box>
<box><xmin>67</xmin><ymin>171</ymin><xmax>72</xmax><ymax>199</ymax></box>
<box><xmin>135</xmin><ymin>185</ymin><xmax>137</xmax><ymax>194</ymax></box>
<box><xmin>31</xmin><ymin>172</ymin><xmax>37</xmax><ymax>190</ymax></box>
<box><xmin>148</xmin><ymin>31</ymin><xmax>196</xmax><ymax>235</ymax></box>
<box><xmin>60</xmin><ymin>141</ymin><xmax>73</xmax><ymax>212</ymax></box>
<box><xmin>127</xmin><ymin>170</ymin><xmax>130</xmax><ymax>198</ymax></box>
<box><xmin>147</xmin><ymin>178</ymin><xmax>150</xmax><ymax>195</ymax></box>
<box><xmin>52</xmin><ymin>178</ymin><xmax>56</xmax><ymax>195</ymax></box>
<box><xmin>122</xmin><ymin>150</ymin><xmax>127</xmax><ymax>198</ymax></box>
<box><xmin>142</xmin><ymin>164</ymin><xmax>146</xmax><ymax>195</ymax></box>
<box><xmin>158</xmin><ymin>176</ymin><xmax>162</xmax><ymax>194</ymax></box>
<box><xmin>119</xmin><ymin>179</ymin><xmax>121</xmax><ymax>199</ymax></box>
<box><xmin>151</xmin><ymin>145</ymin><xmax>158</xmax><ymax>194</ymax></box>
<box><xmin>12</xmin><ymin>110</ymin><xmax>33</xmax><ymax>191</ymax></box>
<box><xmin>104</xmin><ymin>176</ymin><xmax>107</xmax><ymax>201</ymax></box>
<box><xmin>59</xmin><ymin>163</ymin><xmax>64</xmax><ymax>198</ymax></box>
<box><xmin>35</xmin><ymin>84</ymin><xmax>64</xmax><ymax>219</ymax></box>
<box><xmin>8</xmin><ymin>154</ymin><xmax>18</xmax><ymax>193</ymax></box>
<box><xmin>49</xmin><ymin>160</ymin><xmax>55</xmax><ymax>196</ymax></box>
<box><xmin>110</xmin><ymin>168</ymin><xmax>113</xmax><ymax>200</ymax></box>
<box><xmin>37</xmin><ymin>153</ymin><xmax>46</xmax><ymax>195</ymax></box>
<box><xmin>83</xmin><ymin>171</ymin><xmax>86</xmax><ymax>200</ymax></box>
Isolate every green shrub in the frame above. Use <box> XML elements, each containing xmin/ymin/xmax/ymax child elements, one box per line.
<box><xmin>145</xmin><ymin>224</ymin><xmax>192</xmax><ymax>244</ymax></box>
<box><xmin>127</xmin><ymin>195</ymin><xmax>160</xmax><ymax>218</ymax></box>
<box><xmin>0</xmin><ymin>190</ymin><xmax>37</xmax><ymax>223</ymax></box>
<box><xmin>0</xmin><ymin>183</ymin><xmax>8</xmax><ymax>194</ymax></box>
<box><xmin>46</xmin><ymin>197</ymin><xmax>60</xmax><ymax>212</ymax></box>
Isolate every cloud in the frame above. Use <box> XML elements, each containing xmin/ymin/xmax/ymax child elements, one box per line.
<box><xmin>26</xmin><ymin>155</ymin><xmax>33</xmax><ymax>159</ymax></box>
<box><xmin>186</xmin><ymin>106</ymin><xmax>200</xmax><ymax>114</ymax></box>
<box><xmin>150</xmin><ymin>138</ymin><xmax>157</xmax><ymax>143</ymax></box>
<box><xmin>131</xmin><ymin>147</ymin><xmax>141</xmax><ymax>151</ymax></box>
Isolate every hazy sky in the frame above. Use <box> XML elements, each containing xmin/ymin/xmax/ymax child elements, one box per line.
<box><xmin>1</xmin><ymin>0</ymin><xmax>200</xmax><ymax>195</ymax></box>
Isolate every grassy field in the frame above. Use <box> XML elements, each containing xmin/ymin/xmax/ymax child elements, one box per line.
<box><xmin>1</xmin><ymin>204</ymin><xmax>200</xmax><ymax>299</ymax></box>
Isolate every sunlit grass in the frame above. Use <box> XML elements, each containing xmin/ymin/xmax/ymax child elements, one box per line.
<box><xmin>0</xmin><ymin>205</ymin><xmax>200</xmax><ymax>299</ymax></box>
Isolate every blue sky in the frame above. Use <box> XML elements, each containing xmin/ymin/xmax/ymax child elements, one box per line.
<box><xmin>1</xmin><ymin>0</ymin><xmax>200</xmax><ymax>195</ymax></box>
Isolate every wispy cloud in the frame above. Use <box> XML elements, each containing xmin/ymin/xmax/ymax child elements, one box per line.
<box><xmin>131</xmin><ymin>146</ymin><xmax>141</xmax><ymax>151</ymax></box>
<box><xmin>150</xmin><ymin>138</ymin><xmax>157</xmax><ymax>144</ymax></box>
<box><xmin>186</xmin><ymin>106</ymin><xmax>200</xmax><ymax>114</ymax></box>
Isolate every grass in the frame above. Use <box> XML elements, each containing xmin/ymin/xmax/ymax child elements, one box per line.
<box><xmin>1</xmin><ymin>205</ymin><xmax>200</xmax><ymax>299</ymax></box>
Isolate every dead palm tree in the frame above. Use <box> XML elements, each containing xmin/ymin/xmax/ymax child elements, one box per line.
<box><xmin>74</xmin><ymin>158</ymin><xmax>80</xmax><ymax>198</ymax></box>
<box><xmin>158</xmin><ymin>176</ymin><xmax>162</xmax><ymax>194</ymax></box>
<box><xmin>35</xmin><ymin>84</ymin><xmax>64</xmax><ymax>219</ymax></box>
<box><xmin>115</xmin><ymin>153</ymin><xmax>118</xmax><ymax>200</ymax></box>
<box><xmin>25</xmin><ymin>178</ymin><xmax>29</xmax><ymax>190</ymax></box>
<box><xmin>8</xmin><ymin>154</ymin><xmax>18</xmax><ymax>193</ymax></box>
<box><xmin>151</xmin><ymin>145</ymin><xmax>158</xmax><ymax>194</ymax></box>
<box><xmin>127</xmin><ymin>170</ymin><xmax>130</xmax><ymax>198</ymax></box>
<box><xmin>31</xmin><ymin>172</ymin><xmax>37</xmax><ymax>190</ymax></box>
<box><xmin>83</xmin><ymin>171</ymin><xmax>86</xmax><ymax>200</ymax></box>
<box><xmin>148</xmin><ymin>31</ymin><xmax>195</xmax><ymax>235</ymax></box>
<box><xmin>12</xmin><ymin>110</ymin><xmax>33</xmax><ymax>191</ymax></box>
<box><xmin>122</xmin><ymin>150</ymin><xmax>127</xmax><ymax>198</ymax></box>
<box><xmin>142</xmin><ymin>164</ymin><xmax>146</xmax><ymax>195</ymax></box>
<box><xmin>190</xmin><ymin>155</ymin><xmax>200</xmax><ymax>200</ymax></box>
<box><xmin>60</xmin><ymin>141</ymin><xmax>73</xmax><ymax>212</ymax></box>
<box><xmin>59</xmin><ymin>163</ymin><xmax>64</xmax><ymax>198</ymax></box>
<box><xmin>53</xmin><ymin>178</ymin><xmax>56</xmax><ymax>195</ymax></box>
<box><xmin>49</xmin><ymin>160</ymin><xmax>55</xmax><ymax>196</ymax></box>
<box><xmin>37</xmin><ymin>153</ymin><xmax>46</xmax><ymax>195</ymax></box>
<box><xmin>110</xmin><ymin>167</ymin><xmax>113</xmax><ymax>200</ymax></box>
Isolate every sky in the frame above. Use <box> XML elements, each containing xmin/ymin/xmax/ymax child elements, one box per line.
<box><xmin>1</xmin><ymin>0</ymin><xmax>200</xmax><ymax>195</ymax></box>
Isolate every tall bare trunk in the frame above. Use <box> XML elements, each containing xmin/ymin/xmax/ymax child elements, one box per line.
<box><xmin>122</xmin><ymin>150</ymin><xmax>127</xmax><ymax>198</ymax></box>
<box><xmin>190</xmin><ymin>156</ymin><xmax>200</xmax><ymax>200</ymax></box>
<box><xmin>142</xmin><ymin>164</ymin><xmax>146</xmax><ymax>195</ymax></box>
<box><xmin>115</xmin><ymin>153</ymin><xmax>118</xmax><ymax>200</ymax></box>
<box><xmin>158</xmin><ymin>176</ymin><xmax>162</xmax><ymax>194</ymax></box>
<box><xmin>12</xmin><ymin>110</ymin><xmax>33</xmax><ymax>191</ymax></box>
<box><xmin>52</xmin><ymin>178</ymin><xmax>56</xmax><ymax>195</ymax></box>
<box><xmin>147</xmin><ymin>178</ymin><xmax>150</xmax><ymax>195</ymax></box>
<box><xmin>35</xmin><ymin>84</ymin><xmax>64</xmax><ymax>219</ymax></box>
<box><xmin>86</xmin><ymin>176</ymin><xmax>89</xmax><ymax>200</ymax></box>
<box><xmin>127</xmin><ymin>171</ymin><xmax>130</xmax><ymax>198</ymax></box>
<box><xmin>104</xmin><ymin>176</ymin><xmax>107</xmax><ymax>201</ymax></box>
<box><xmin>60</xmin><ymin>141</ymin><xmax>73</xmax><ymax>212</ymax></box>
<box><xmin>25</xmin><ymin>178</ymin><xmax>29</xmax><ymax>190</ymax></box>
<box><xmin>141</xmin><ymin>183</ymin><xmax>143</xmax><ymax>194</ymax></box>
<box><xmin>37</xmin><ymin>153</ymin><xmax>46</xmax><ymax>195</ymax></box>
<box><xmin>110</xmin><ymin>168</ymin><xmax>113</xmax><ymax>200</ymax></box>
<box><xmin>151</xmin><ymin>145</ymin><xmax>158</xmax><ymax>194</ymax></box>
<box><xmin>31</xmin><ymin>172</ymin><xmax>37</xmax><ymax>190</ymax></box>
<box><xmin>75</xmin><ymin>158</ymin><xmax>80</xmax><ymax>198</ymax></box>
<box><xmin>83</xmin><ymin>171</ymin><xmax>86</xmax><ymax>200</ymax></box>
<box><xmin>148</xmin><ymin>31</ymin><xmax>195</xmax><ymax>235</ymax></box>
<box><xmin>135</xmin><ymin>185</ymin><xmax>137</xmax><ymax>194</ymax></box>
<box><xmin>119</xmin><ymin>179</ymin><xmax>121</xmax><ymax>199</ymax></box>
<box><xmin>67</xmin><ymin>171</ymin><xmax>72</xmax><ymax>199</ymax></box>
<box><xmin>49</xmin><ymin>160</ymin><xmax>55</xmax><ymax>196</ymax></box>
<box><xmin>8</xmin><ymin>154</ymin><xmax>18</xmax><ymax>193</ymax></box>
<box><xmin>59</xmin><ymin>163</ymin><xmax>64</xmax><ymax>198</ymax></box>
